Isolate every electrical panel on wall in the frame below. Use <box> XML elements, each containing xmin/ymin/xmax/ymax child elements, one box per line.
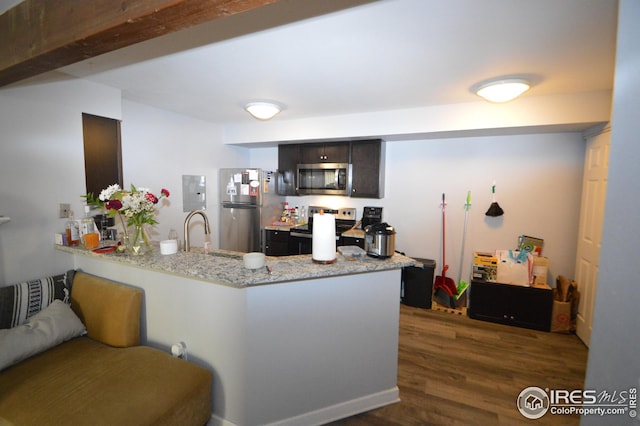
<box><xmin>182</xmin><ymin>175</ymin><xmax>206</xmax><ymax>212</ymax></box>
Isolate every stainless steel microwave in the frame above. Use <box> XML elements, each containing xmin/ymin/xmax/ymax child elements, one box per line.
<box><xmin>297</xmin><ymin>163</ymin><xmax>351</xmax><ymax>196</ymax></box>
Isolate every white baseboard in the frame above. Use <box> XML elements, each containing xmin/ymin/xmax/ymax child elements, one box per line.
<box><xmin>207</xmin><ymin>387</ymin><xmax>399</xmax><ymax>426</ymax></box>
<box><xmin>266</xmin><ymin>387</ymin><xmax>400</xmax><ymax>426</ymax></box>
<box><xmin>207</xmin><ymin>413</ymin><xmax>238</xmax><ymax>426</ymax></box>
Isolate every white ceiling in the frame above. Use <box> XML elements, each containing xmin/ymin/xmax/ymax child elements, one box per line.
<box><xmin>11</xmin><ymin>0</ymin><xmax>619</xmax><ymax>125</ymax></box>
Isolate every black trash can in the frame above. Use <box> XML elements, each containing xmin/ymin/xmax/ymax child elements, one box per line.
<box><xmin>401</xmin><ymin>258</ymin><xmax>436</xmax><ymax>308</ymax></box>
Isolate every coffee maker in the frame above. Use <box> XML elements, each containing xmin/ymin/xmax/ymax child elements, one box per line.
<box><xmin>361</xmin><ymin>206</ymin><xmax>383</xmax><ymax>229</ymax></box>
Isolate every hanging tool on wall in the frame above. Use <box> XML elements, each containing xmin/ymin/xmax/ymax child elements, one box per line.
<box><xmin>485</xmin><ymin>180</ymin><xmax>504</xmax><ymax>217</ymax></box>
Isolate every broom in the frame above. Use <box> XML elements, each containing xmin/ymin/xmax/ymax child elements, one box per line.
<box><xmin>433</xmin><ymin>193</ymin><xmax>458</xmax><ymax>308</ymax></box>
<box><xmin>485</xmin><ymin>181</ymin><xmax>504</xmax><ymax>217</ymax></box>
<box><xmin>455</xmin><ymin>191</ymin><xmax>471</xmax><ymax>301</ymax></box>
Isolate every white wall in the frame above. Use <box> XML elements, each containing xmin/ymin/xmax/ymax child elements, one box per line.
<box><xmin>0</xmin><ymin>81</ymin><xmax>252</xmax><ymax>284</ymax></box>
<box><xmin>120</xmin><ymin>100</ymin><xmax>251</xmax><ymax>247</ymax></box>
<box><xmin>0</xmin><ymin>76</ymin><xmax>122</xmax><ymax>284</ymax></box>
<box><xmin>584</xmin><ymin>0</ymin><xmax>640</xmax><ymax>420</ymax></box>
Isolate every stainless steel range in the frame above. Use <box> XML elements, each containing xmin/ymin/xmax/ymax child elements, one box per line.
<box><xmin>289</xmin><ymin>206</ymin><xmax>357</xmax><ymax>255</ymax></box>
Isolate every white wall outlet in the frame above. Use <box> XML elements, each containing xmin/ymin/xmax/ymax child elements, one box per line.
<box><xmin>171</xmin><ymin>342</ymin><xmax>187</xmax><ymax>360</ymax></box>
<box><xmin>59</xmin><ymin>203</ymin><xmax>70</xmax><ymax>219</ymax></box>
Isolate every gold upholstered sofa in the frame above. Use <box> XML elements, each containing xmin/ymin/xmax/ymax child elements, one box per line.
<box><xmin>0</xmin><ymin>271</ymin><xmax>212</xmax><ymax>425</ymax></box>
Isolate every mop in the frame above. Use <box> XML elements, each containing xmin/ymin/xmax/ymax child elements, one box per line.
<box><xmin>455</xmin><ymin>191</ymin><xmax>471</xmax><ymax>301</ymax></box>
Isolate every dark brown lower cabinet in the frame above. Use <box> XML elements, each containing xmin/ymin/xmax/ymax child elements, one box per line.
<box><xmin>468</xmin><ymin>280</ymin><xmax>553</xmax><ymax>331</ymax></box>
<box><xmin>263</xmin><ymin>229</ymin><xmax>290</xmax><ymax>256</ymax></box>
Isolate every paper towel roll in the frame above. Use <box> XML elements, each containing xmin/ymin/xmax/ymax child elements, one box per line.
<box><xmin>312</xmin><ymin>213</ymin><xmax>337</xmax><ymax>263</ymax></box>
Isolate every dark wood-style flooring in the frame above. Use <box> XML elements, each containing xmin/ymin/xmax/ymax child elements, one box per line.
<box><xmin>330</xmin><ymin>304</ymin><xmax>588</xmax><ymax>425</ymax></box>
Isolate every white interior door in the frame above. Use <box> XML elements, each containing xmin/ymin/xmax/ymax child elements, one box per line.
<box><xmin>574</xmin><ymin>129</ymin><xmax>610</xmax><ymax>347</ymax></box>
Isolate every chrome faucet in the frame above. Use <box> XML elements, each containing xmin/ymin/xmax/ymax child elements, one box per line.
<box><xmin>184</xmin><ymin>210</ymin><xmax>211</xmax><ymax>252</ymax></box>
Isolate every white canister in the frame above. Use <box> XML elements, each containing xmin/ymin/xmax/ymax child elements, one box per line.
<box><xmin>160</xmin><ymin>239</ymin><xmax>178</xmax><ymax>255</ymax></box>
<box><xmin>312</xmin><ymin>213</ymin><xmax>337</xmax><ymax>264</ymax></box>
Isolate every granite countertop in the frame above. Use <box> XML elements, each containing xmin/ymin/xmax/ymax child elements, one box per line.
<box><xmin>342</xmin><ymin>229</ymin><xmax>365</xmax><ymax>238</ymax></box>
<box><xmin>263</xmin><ymin>223</ymin><xmax>296</xmax><ymax>231</ymax></box>
<box><xmin>55</xmin><ymin>244</ymin><xmax>415</xmax><ymax>288</ymax></box>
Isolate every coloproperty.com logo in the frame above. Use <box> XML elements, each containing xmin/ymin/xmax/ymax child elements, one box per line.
<box><xmin>517</xmin><ymin>386</ymin><xmax>637</xmax><ymax>419</ymax></box>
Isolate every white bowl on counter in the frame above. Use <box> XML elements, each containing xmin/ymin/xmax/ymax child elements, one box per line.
<box><xmin>243</xmin><ymin>252</ymin><xmax>266</xmax><ymax>270</ymax></box>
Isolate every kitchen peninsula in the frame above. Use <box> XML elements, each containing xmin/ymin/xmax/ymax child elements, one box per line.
<box><xmin>56</xmin><ymin>245</ymin><xmax>415</xmax><ymax>426</ymax></box>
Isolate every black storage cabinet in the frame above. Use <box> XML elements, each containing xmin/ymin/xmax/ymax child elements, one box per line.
<box><xmin>401</xmin><ymin>258</ymin><xmax>436</xmax><ymax>308</ymax></box>
<box><xmin>468</xmin><ymin>279</ymin><xmax>553</xmax><ymax>331</ymax></box>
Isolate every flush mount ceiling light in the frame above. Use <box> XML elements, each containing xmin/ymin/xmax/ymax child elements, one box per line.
<box><xmin>244</xmin><ymin>102</ymin><xmax>281</xmax><ymax>120</ymax></box>
<box><xmin>473</xmin><ymin>78</ymin><xmax>531</xmax><ymax>103</ymax></box>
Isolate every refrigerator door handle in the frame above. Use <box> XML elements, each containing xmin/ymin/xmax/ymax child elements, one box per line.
<box><xmin>222</xmin><ymin>202</ymin><xmax>258</xmax><ymax>209</ymax></box>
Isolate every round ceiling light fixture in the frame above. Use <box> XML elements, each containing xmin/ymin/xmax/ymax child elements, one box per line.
<box><xmin>244</xmin><ymin>102</ymin><xmax>282</xmax><ymax>120</ymax></box>
<box><xmin>473</xmin><ymin>78</ymin><xmax>531</xmax><ymax>103</ymax></box>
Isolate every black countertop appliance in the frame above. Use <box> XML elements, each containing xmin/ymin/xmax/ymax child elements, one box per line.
<box><xmin>361</xmin><ymin>206</ymin><xmax>383</xmax><ymax>229</ymax></box>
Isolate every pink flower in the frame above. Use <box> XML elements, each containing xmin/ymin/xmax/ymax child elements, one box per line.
<box><xmin>145</xmin><ymin>193</ymin><xmax>159</xmax><ymax>204</ymax></box>
<box><xmin>161</xmin><ymin>188</ymin><xmax>170</xmax><ymax>197</ymax></box>
<box><xmin>106</xmin><ymin>199</ymin><xmax>122</xmax><ymax>211</ymax></box>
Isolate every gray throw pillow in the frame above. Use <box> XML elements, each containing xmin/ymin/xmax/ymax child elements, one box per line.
<box><xmin>0</xmin><ymin>300</ymin><xmax>86</xmax><ymax>371</ymax></box>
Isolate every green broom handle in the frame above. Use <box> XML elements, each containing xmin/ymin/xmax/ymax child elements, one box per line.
<box><xmin>457</xmin><ymin>191</ymin><xmax>471</xmax><ymax>284</ymax></box>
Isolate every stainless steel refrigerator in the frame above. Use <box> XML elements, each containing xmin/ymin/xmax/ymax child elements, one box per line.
<box><xmin>219</xmin><ymin>168</ymin><xmax>284</xmax><ymax>253</ymax></box>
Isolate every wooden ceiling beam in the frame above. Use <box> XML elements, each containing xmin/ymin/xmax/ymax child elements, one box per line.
<box><xmin>0</xmin><ymin>0</ymin><xmax>279</xmax><ymax>87</ymax></box>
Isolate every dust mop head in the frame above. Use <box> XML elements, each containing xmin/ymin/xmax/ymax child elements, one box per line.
<box><xmin>485</xmin><ymin>182</ymin><xmax>504</xmax><ymax>216</ymax></box>
<box><xmin>485</xmin><ymin>202</ymin><xmax>504</xmax><ymax>217</ymax></box>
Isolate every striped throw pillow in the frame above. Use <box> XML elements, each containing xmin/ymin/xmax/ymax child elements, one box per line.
<box><xmin>0</xmin><ymin>270</ymin><xmax>74</xmax><ymax>329</ymax></box>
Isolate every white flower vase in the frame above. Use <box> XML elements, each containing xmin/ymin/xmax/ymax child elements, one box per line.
<box><xmin>128</xmin><ymin>224</ymin><xmax>150</xmax><ymax>256</ymax></box>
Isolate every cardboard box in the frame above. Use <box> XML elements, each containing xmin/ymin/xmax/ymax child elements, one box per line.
<box><xmin>473</xmin><ymin>264</ymin><xmax>497</xmax><ymax>282</ymax></box>
<box><xmin>551</xmin><ymin>300</ymin><xmax>572</xmax><ymax>333</ymax></box>
<box><xmin>473</xmin><ymin>252</ymin><xmax>498</xmax><ymax>282</ymax></box>
<box><xmin>518</xmin><ymin>235</ymin><xmax>544</xmax><ymax>256</ymax></box>
<box><xmin>533</xmin><ymin>256</ymin><xmax>549</xmax><ymax>285</ymax></box>
<box><xmin>473</xmin><ymin>252</ymin><xmax>497</xmax><ymax>267</ymax></box>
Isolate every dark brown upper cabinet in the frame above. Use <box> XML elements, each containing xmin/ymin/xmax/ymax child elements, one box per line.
<box><xmin>277</xmin><ymin>144</ymin><xmax>300</xmax><ymax>196</ymax></box>
<box><xmin>350</xmin><ymin>139</ymin><xmax>385</xmax><ymax>199</ymax></box>
<box><xmin>299</xmin><ymin>142</ymin><xmax>349</xmax><ymax>164</ymax></box>
<box><xmin>277</xmin><ymin>139</ymin><xmax>385</xmax><ymax>199</ymax></box>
